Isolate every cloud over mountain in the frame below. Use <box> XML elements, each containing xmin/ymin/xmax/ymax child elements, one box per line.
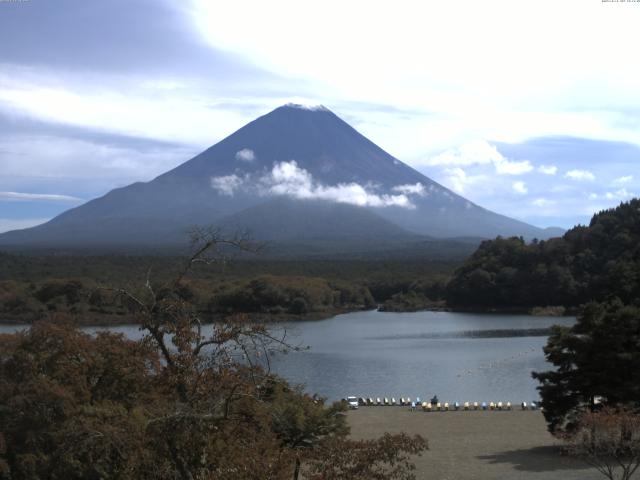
<box><xmin>210</xmin><ymin>174</ymin><xmax>246</xmax><ymax>196</ymax></box>
<box><xmin>235</xmin><ymin>148</ymin><xmax>255</xmax><ymax>162</ymax></box>
<box><xmin>210</xmin><ymin>160</ymin><xmax>418</xmax><ymax>208</ymax></box>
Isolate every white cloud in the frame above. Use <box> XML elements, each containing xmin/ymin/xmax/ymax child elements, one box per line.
<box><xmin>0</xmin><ymin>218</ymin><xmax>50</xmax><ymax>234</ymax></box>
<box><xmin>532</xmin><ymin>198</ymin><xmax>555</xmax><ymax>207</ymax></box>
<box><xmin>443</xmin><ymin>167</ymin><xmax>486</xmax><ymax>194</ymax></box>
<box><xmin>428</xmin><ymin>140</ymin><xmax>532</xmax><ymax>176</ymax></box>
<box><xmin>512</xmin><ymin>181</ymin><xmax>528</xmax><ymax>194</ymax></box>
<box><xmin>209</xmin><ymin>161</ymin><xmax>418</xmax><ymax>208</ymax></box>
<box><xmin>444</xmin><ymin>167</ymin><xmax>468</xmax><ymax>194</ymax></box>
<box><xmin>614</xmin><ymin>175</ymin><xmax>633</xmax><ymax>184</ymax></box>
<box><xmin>235</xmin><ymin>148</ymin><xmax>255</xmax><ymax>162</ymax></box>
<box><xmin>495</xmin><ymin>159</ymin><xmax>533</xmax><ymax>175</ymax></box>
<box><xmin>0</xmin><ymin>191</ymin><xmax>82</xmax><ymax>202</ymax></box>
<box><xmin>262</xmin><ymin>161</ymin><xmax>413</xmax><ymax>208</ymax></box>
<box><xmin>538</xmin><ymin>165</ymin><xmax>558</xmax><ymax>175</ymax></box>
<box><xmin>0</xmin><ymin>134</ymin><xmax>193</xmax><ymax>181</ymax></box>
<box><xmin>391</xmin><ymin>183</ymin><xmax>427</xmax><ymax>196</ymax></box>
<box><xmin>0</xmin><ymin>67</ymin><xmax>256</xmax><ymax>148</ymax></box>
<box><xmin>565</xmin><ymin>169</ymin><xmax>595</xmax><ymax>181</ymax></box>
<box><xmin>210</xmin><ymin>174</ymin><xmax>245</xmax><ymax>196</ymax></box>
<box><xmin>427</xmin><ymin>140</ymin><xmax>500</xmax><ymax>167</ymax></box>
<box><xmin>264</xmin><ymin>160</ymin><xmax>312</xmax><ymax>195</ymax></box>
<box><xmin>192</xmin><ymin>0</ymin><xmax>640</xmax><ymax>152</ymax></box>
<box><xmin>604</xmin><ymin>188</ymin><xmax>636</xmax><ymax>200</ymax></box>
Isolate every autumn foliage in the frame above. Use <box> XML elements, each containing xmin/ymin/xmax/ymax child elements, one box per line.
<box><xmin>563</xmin><ymin>407</ymin><xmax>640</xmax><ymax>480</ymax></box>
<box><xmin>0</xmin><ymin>231</ymin><xmax>426</xmax><ymax>479</ymax></box>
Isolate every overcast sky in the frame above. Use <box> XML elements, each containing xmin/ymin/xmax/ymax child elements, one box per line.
<box><xmin>1</xmin><ymin>0</ymin><xmax>639</xmax><ymax>233</ymax></box>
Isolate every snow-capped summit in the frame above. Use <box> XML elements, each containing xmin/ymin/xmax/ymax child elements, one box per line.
<box><xmin>283</xmin><ymin>102</ymin><xmax>329</xmax><ymax>112</ymax></box>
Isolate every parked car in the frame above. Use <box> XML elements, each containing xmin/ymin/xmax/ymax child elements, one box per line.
<box><xmin>346</xmin><ymin>396</ymin><xmax>359</xmax><ymax>409</ymax></box>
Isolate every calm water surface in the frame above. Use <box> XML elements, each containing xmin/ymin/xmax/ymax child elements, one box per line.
<box><xmin>1</xmin><ymin>310</ymin><xmax>574</xmax><ymax>404</ymax></box>
<box><xmin>268</xmin><ymin>310</ymin><xmax>574</xmax><ymax>403</ymax></box>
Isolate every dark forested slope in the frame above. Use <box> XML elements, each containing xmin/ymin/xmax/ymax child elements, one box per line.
<box><xmin>446</xmin><ymin>199</ymin><xmax>640</xmax><ymax>308</ymax></box>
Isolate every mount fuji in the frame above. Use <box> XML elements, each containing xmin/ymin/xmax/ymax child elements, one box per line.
<box><xmin>0</xmin><ymin>104</ymin><xmax>558</xmax><ymax>253</ymax></box>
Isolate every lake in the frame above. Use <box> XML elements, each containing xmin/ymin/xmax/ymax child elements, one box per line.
<box><xmin>0</xmin><ymin>310</ymin><xmax>574</xmax><ymax>404</ymax></box>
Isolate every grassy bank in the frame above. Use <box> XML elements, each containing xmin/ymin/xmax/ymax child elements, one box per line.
<box><xmin>347</xmin><ymin>408</ymin><xmax>602</xmax><ymax>479</ymax></box>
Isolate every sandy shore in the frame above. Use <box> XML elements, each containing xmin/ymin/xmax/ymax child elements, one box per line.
<box><xmin>347</xmin><ymin>407</ymin><xmax>602</xmax><ymax>480</ymax></box>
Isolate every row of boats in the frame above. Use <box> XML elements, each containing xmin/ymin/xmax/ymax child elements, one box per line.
<box><xmin>344</xmin><ymin>396</ymin><xmax>541</xmax><ymax>411</ymax></box>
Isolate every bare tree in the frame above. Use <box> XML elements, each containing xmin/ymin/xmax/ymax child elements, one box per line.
<box><xmin>111</xmin><ymin>227</ymin><xmax>276</xmax><ymax>376</ymax></box>
<box><xmin>563</xmin><ymin>407</ymin><xmax>640</xmax><ymax>480</ymax></box>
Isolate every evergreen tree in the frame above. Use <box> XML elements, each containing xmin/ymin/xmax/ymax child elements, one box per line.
<box><xmin>533</xmin><ymin>299</ymin><xmax>640</xmax><ymax>432</ymax></box>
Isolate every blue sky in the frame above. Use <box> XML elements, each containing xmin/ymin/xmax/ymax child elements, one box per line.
<box><xmin>0</xmin><ymin>0</ymin><xmax>639</xmax><ymax>233</ymax></box>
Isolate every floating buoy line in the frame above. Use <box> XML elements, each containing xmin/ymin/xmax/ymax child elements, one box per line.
<box><xmin>455</xmin><ymin>346</ymin><xmax>539</xmax><ymax>378</ymax></box>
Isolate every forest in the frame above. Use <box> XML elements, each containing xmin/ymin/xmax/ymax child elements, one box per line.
<box><xmin>0</xmin><ymin>252</ymin><xmax>453</xmax><ymax>324</ymax></box>
<box><xmin>446</xmin><ymin>199</ymin><xmax>640</xmax><ymax>309</ymax></box>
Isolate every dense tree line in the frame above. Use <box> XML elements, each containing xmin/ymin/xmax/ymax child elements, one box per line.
<box><xmin>212</xmin><ymin>275</ymin><xmax>375</xmax><ymax>315</ymax></box>
<box><xmin>0</xmin><ymin>276</ymin><xmax>375</xmax><ymax>324</ymax></box>
<box><xmin>0</xmin><ymin>252</ymin><xmax>455</xmax><ymax>287</ymax></box>
<box><xmin>0</xmin><ymin>253</ymin><xmax>456</xmax><ymax>323</ymax></box>
<box><xmin>446</xmin><ymin>199</ymin><xmax>640</xmax><ymax>309</ymax></box>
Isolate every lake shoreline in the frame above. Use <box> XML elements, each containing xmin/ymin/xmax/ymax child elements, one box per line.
<box><xmin>446</xmin><ymin>305</ymin><xmax>578</xmax><ymax>316</ymax></box>
<box><xmin>0</xmin><ymin>306</ymin><xmax>368</xmax><ymax>327</ymax></box>
<box><xmin>0</xmin><ymin>303</ymin><xmax>577</xmax><ymax>326</ymax></box>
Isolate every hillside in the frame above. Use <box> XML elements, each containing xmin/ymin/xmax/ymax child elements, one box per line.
<box><xmin>445</xmin><ymin>199</ymin><xmax>640</xmax><ymax>308</ymax></box>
